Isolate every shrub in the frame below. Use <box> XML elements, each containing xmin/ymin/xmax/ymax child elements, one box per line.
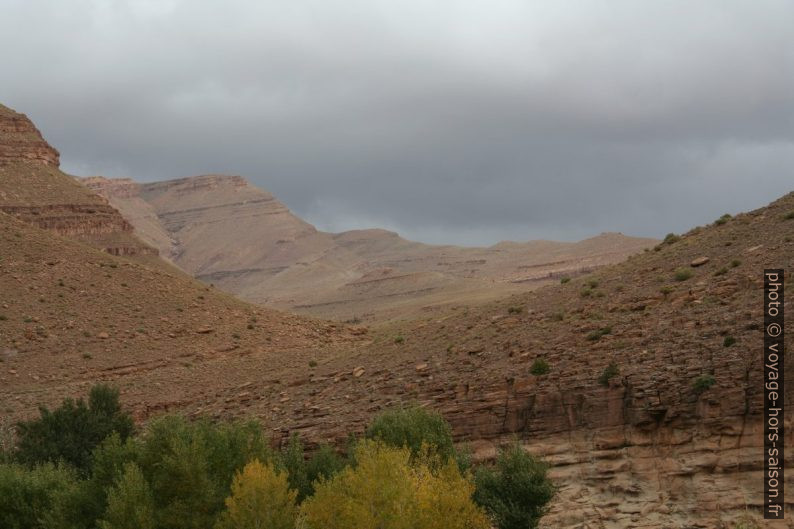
<box><xmin>714</xmin><ymin>267</ymin><xmax>728</xmax><ymax>277</ymax></box>
<box><xmin>784</xmin><ymin>210</ymin><xmax>794</xmax><ymax>220</ymax></box>
<box><xmin>15</xmin><ymin>384</ymin><xmax>134</xmax><ymax>473</ymax></box>
<box><xmin>659</xmin><ymin>286</ymin><xmax>674</xmax><ymax>296</ymax></box>
<box><xmin>366</xmin><ymin>406</ymin><xmax>455</xmax><ymax>464</ymax></box>
<box><xmin>559</xmin><ymin>277</ymin><xmax>570</xmax><ymax>284</ymax></box>
<box><xmin>507</xmin><ymin>306</ymin><xmax>523</xmax><ymax>314</ymax></box>
<box><xmin>98</xmin><ymin>463</ymin><xmax>156</xmax><ymax>529</ymax></box>
<box><xmin>529</xmin><ymin>358</ymin><xmax>550</xmax><ymax>376</ymax></box>
<box><xmin>598</xmin><ymin>363</ymin><xmax>620</xmax><ymax>387</ymax></box>
<box><xmin>673</xmin><ymin>268</ymin><xmax>693</xmax><ymax>281</ymax></box>
<box><xmin>663</xmin><ymin>233</ymin><xmax>680</xmax><ymax>244</ymax></box>
<box><xmin>586</xmin><ymin>326</ymin><xmax>612</xmax><ymax>341</ymax></box>
<box><xmin>586</xmin><ymin>279</ymin><xmax>599</xmax><ymax>289</ymax></box>
<box><xmin>299</xmin><ymin>441</ymin><xmax>489</xmax><ymax>529</ymax></box>
<box><xmin>215</xmin><ymin>460</ymin><xmax>296</xmax><ymax>529</ymax></box>
<box><xmin>308</xmin><ymin>360</ymin><xmax>318</xmax><ymax>368</ymax></box>
<box><xmin>393</xmin><ymin>335</ymin><xmax>404</xmax><ymax>344</ymax></box>
<box><xmin>730</xmin><ymin>259</ymin><xmax>741</xmax><ymax>268</ymax></box>
<box><xmin>0</xmin><ymin>463</ymin><xmax>77</xmax><ymax>529</ymax></box>
<box><xmin>473</xmin><ymin>442</ymin><xmax>554</xmax><ymax>529</ymax></box>
<box><xmin>714</xmin><ymin>214</ymin><xmax>732</xmax><ymax>225</ymax></box>
<box><xmin>693</xmin><ymin>374</ymin><xmax>716</xmax><ymax>394</ymax></box>
<box><xmin>723</xmin><ymin>336</ymin><xmax>736</xmax><ymax>347</ymax></box>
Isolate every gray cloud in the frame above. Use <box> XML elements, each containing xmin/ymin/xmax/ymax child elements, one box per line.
<box><xmin>2</xmin><ymin>0</ymin><xmax>792</xmax><ymax>245</ymax></box>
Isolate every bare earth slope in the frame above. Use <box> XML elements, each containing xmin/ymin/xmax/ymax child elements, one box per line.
<box><xmin>86</xmin><ymin>175</ymin><xmax>657</xmax><ymax>322</ymax></box>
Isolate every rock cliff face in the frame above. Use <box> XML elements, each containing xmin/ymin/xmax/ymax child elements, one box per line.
<box><xmin>0</xmin><ymin>104</ymin><xmax>155</xmax><ymax>257</ymax></box>
<box><xmin>0</xmin><ymin>104</ymin><xmax>60</xmax><ymax>166</ymax></box>
<box><xmin>87</xmin><ymin>174</ymin><xmax>657</xmax><ymax>322</ymax></box>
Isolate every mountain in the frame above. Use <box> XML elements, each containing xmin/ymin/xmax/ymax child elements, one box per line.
<box><xmin>85</xmin><ymin>174</ymin><xmax>657</xmax><ymax>322</ymax></box>
<box><xmin>0</xmin><ymin>104</ymin><xmax>362</xmax><ymax>427</ymax></box>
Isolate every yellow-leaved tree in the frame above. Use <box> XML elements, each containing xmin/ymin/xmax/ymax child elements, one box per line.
<box><xmin>298</xmin><ymin>440</ymin><xmax>489</xmax><ymax>529</ymax></box>
<box><xmin>215</xmin><ymin>459</ymin><xmax>297</xmax><ymax>529</ymax></box>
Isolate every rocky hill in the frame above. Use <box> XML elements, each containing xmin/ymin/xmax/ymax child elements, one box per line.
<box><xmin>0</xmin><ymin>104</ymin><xmax>154</xmax><ymax>258</ymax></box>
<box><xmin>86</xmin><ymin>174</ymin><xmax>656</xmax><ymax>322</ymax></box>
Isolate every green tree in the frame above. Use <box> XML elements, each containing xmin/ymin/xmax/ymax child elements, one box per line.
<box><xmin>98</xmin><ymin>463</ymin><xmax>155</xmax><ymax>529</ymax></box>
<box><xmin>366</xmin><ymin>406</ymin><xmax>455</xmax><ymax>463</ymax></box>
<box><xmin>215</xmin><ymin>460</ymin><xmax>297</xmax><ymax>529</ymax></box>
<box><xmin>0</xmin><ymin>463</ymin><xmax>76</xmax><ymax>529</ymax></box>
<box><xmin>15</xmin><ymin>385</ymin><xmax>133</xmax><ymax>473</ymax></box>
<box><xmin>473</xmin><ymin>442</ymin><xmax>555</xmax><ymax>529</ymax></box>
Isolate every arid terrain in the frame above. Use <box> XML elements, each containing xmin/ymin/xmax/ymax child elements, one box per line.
<box><xmin>1</xmin><ymin>103</ymin><xmax>792</xmax><ymax>528</ymax></box>
<box><xmin>84</xmin><ymin>174</ymin><xmax>656</xmax><ymax>322</ymax></box>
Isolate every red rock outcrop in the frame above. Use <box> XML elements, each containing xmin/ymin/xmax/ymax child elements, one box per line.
<box><xmin>0</xmin><ymin>104</ymin><xmax>156</xmax><ymax>257</ymax></box>
<box><xmin>0</xmin><ymin>104</ymin><xmax>60</xmax><ymax>166</ymax></box>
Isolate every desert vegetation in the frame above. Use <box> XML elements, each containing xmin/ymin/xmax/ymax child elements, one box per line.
<box><xmin>0</xmin><ymin>386</ymin><xmax>554</xmax><ymax>529</ymax></box>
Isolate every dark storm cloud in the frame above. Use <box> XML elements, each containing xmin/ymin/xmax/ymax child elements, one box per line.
<box><xmin>2</xmin><ymin>0</ymin><xmax>793</xmax><ymax>244</ymax></box>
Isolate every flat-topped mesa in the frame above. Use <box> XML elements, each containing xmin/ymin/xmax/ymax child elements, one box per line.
<box><xmin>0</xmin><ymin>104</ymin><xmax>60</xmax><ymax>167</ymax></box>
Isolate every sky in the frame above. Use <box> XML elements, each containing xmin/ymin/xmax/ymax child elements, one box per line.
<box><xmin>1</xmin><ymin>0</ymin><xmax>793</xmax><ymax>245</ymax></box>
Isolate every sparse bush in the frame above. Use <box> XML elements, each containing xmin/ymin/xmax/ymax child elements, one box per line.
<box><xmin>308</xmin><ymin>359</ymin><xmax>317</xmax><ymax>368</ymax></box>
<box><xmin>393</xmin><ymin>335</ymin><xmax>404</xmax><ymax>344</ymax></box>
<box><xmin>215</xmin><ymin>460</ymin><xmax>296</xmax><ymax>529</ymax></box>
<box><xmin>714</xmin><ymin>214</ymin><xmax>732</xmax><ymax>226</ymax></box>
<box><xmin>673</xmin><ymin>268</ymin><xmax>693</xmax><ymax>281</ymax></box>
<box><xmin>730</xmin><ymin>259</ymin><xmax>741</xmax><ymax>268</ymax></box>
<box><xmin>366</xmin><ymin>406</ymin><xmax>455</xmax><ymax>464</ymax></box>
<box><xmin>586</xmin><ymin>279</ymin><xmax>599</xmax><ymax>289</ymax></box>
<box><xmin>507</xmin><ymin>306</ymin><xmax>523</xmax><ymax>314</ymax></box>
<box><xmin>586</xmin><ymin>326</ymin><xmax>612</xmax><ymax>341</ymax></box>
<box><xmin>723</xmin><ymin>336</ymin><xmax>736</xmax><ymax>347</ymax></box>
<box><xmin>663</xmin><ymin>233</ymin><xmax>680</xmax><ymax>244</ymax></box>
<box><xmin>693</xmin><ymin>374</ymin><xmax>716</xmax><ymax>394</ymax></box>
<box><xmin>659</xmin><ymin>286</ymin><xmax>674</xmax><ymax>297</ymax></box>
<box><xmin>550</xmin><ymin>310</ymin><xmax>564</xmax><ymax>322</ymax></box>
<box><xmin>15</xmin><ymin>384</ymin><xmax>134</xmax><ymax>473</ymax></box>
<box><xmin>714</xmin><ymin>267</ymin><xmax>728</xmax><ymax>277</ymax></box>
<box><xmin>473</xmin><ymin>442</ymin><xmax>555</xmax><ymax>529</ymax></box>
<box><xmin>559</xmin><ymin>277</ymin><xmax>570</xmax><ymax>284</ymax></box>
<box><xmin>530</xmin><ymin>358</ymin><xmax>550</xmax><ymax>376</ymax></box>
<box><xmin>784</xmin><ymin>210</ymin><xmax>794</xmax><ymax>220</ymax></box>
<box><xmin>598</xmin><ymin>363</ymin><xmax>619</xmax><ymax>387</ymax></box>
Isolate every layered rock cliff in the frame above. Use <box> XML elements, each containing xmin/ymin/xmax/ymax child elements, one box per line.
<box><xmin>0</xmin><ymin>104</ymin><xmax>155</xmax><ymax>257</ymax></box>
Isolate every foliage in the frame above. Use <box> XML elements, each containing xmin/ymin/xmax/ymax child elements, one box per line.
<box><xmin>473</xmin><ymin>443</ymin><xmax>555</xmax><ymax>529</ymax></box>
<box><xmin>136</xmin><ymin>415</ymin><xmax>277</xmax><ymax>529</ymax></box>
<box><xmin>0</xmin><ymin>463</ymin><xmax>77</xmax><ymax>529</ymax></box>
<box><xmin>586</xmin><ymin>326</ymin><xmax>612</xmax><ymax>341</ymax></box>
<box><xmin>215</xmin><ymin>459</ymin><xmax>297</xmax><ymax>529</ymax></box>
<box><xmin>299</xmin><ymin>441</ymin><xmax>489</xmax><ymax>529</ymax></box>
<box><xmin>693</xmin><ymin>374</ymin><xmax>716</xmax><ymax>394</ymax></box>
<box><xmin>98</xmin><ymin>463</ymin><xmax>155</xmax><ymax>529</ymax></box>
<box><xmin>714</xmin><ymin>213</ymin><xmax>732</xmax><ymax>225</ymax></box>
<box><xmin>529</xmin><ymin>358</ymin><xmax>550</xmax><ymax>376</ymax></box>
<box><xmin>723</xmin><ymin>336</ymin><xmax>736</xmax><ymax>347</ymax></box>
<box><xmin>559</xmin><ymin>277</ymin><xmax>570</xmax><ymax>284</ymax></box>
<box><xmin>673</xmin><ymin>268</ymin><xmax>694</xmax><ymax>281</ymax></box>
<box><xmin>663</xmin><ymin>233</ymin><xmax>680</xmax><ymax>244</ymax></box>
<box><xmin>598</xmin><ymin>363</ymin><xmax>620</xmax><ymax>387</ymax></box>
<box><xmin>366</xmin><ymin>406</ymin><xmax>455</xmax><ymax>464</ymax></box>
<box><xmin>15</xmin><ymin>384</ymin><xmax>133</xmax><ymax>473</ymax></box>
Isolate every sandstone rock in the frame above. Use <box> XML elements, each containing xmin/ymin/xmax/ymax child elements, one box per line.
<box><xmin>196</xmin><ymin>327</ymin><xmax>214</xmax><ymax>334</ymax></box>
<box><xmin>690</xmin><ymin>256</ymin><xmax>710</xmax><ymax>267</ymax></box>
<box><xmin>97</xmin><ymin>332</ymin><xmax>109</xmax><ymax>339</ymax></box>
<box><xmin>352</xmin><ymin>366</ymin><xmax>365</xmax><ymax>377</ymax></box>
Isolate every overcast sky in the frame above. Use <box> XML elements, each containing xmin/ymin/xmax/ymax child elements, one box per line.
<box><xmin>2</xmin><ymin>1</ymin><xmax>792</xmax><ymax>245</ymax></box>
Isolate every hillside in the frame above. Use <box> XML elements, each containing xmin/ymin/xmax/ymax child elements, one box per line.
<box><xmin>75</xmin><ymin>190</ymin><xmax>786</xmax><ymax>528</ymax></box>
<box><xmin>0</xmin><ymin>104</ymin><xmax>154</xmax><ymax>258</ymax></box>
<box><xmin>85</xmin><ymin>174</ymin><xmax>656</xmax><ymax>322</ymax></box>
